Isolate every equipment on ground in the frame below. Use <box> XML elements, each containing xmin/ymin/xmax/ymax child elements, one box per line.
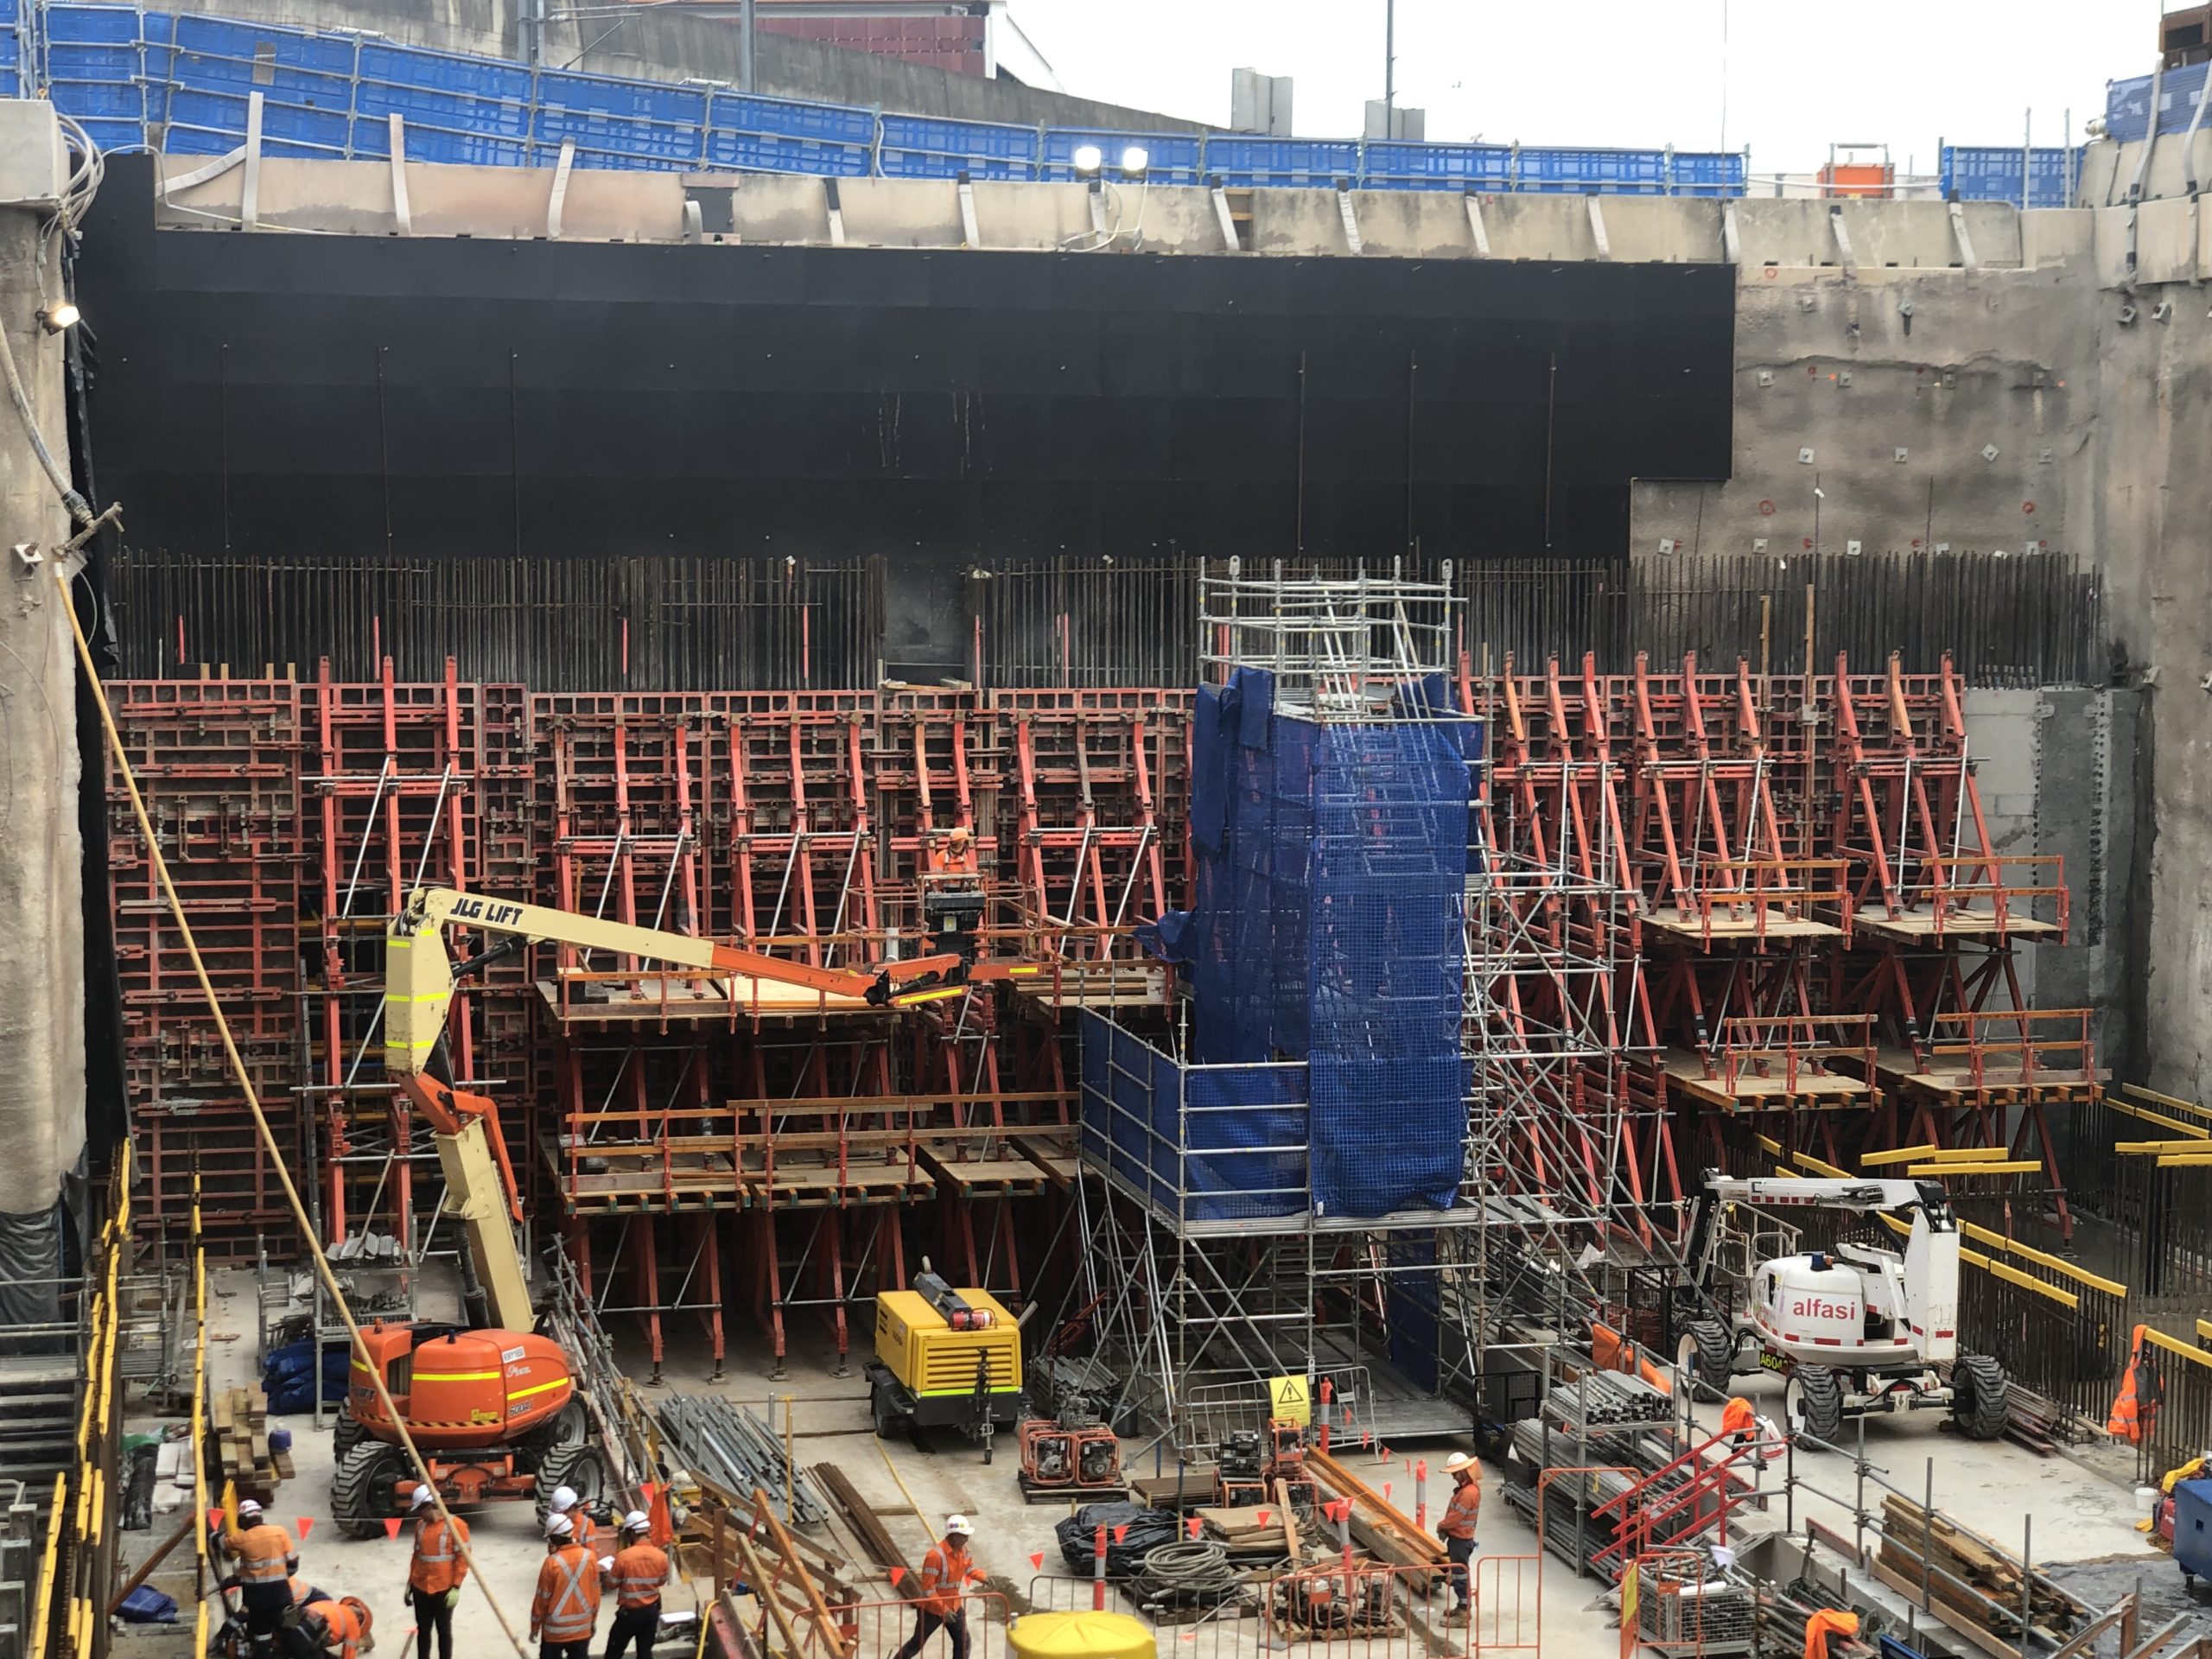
<box><xmin>2176</xmin><ymin>1476</ymin><xmax>2212</xmax><ymax>1590</ymax></box>
<box><xmin>1016</xmin><ymin>1417</ymin><xmax>1122</xmax><ymax>1500</ymax></box>
<box><xmin>1676</xmin><ymin>1170</ymin><xmax>2008</xmax><ymax>1443</ymax></box>
<box><xmin>866</xmin><ymin>1268</ymin><xmax>1025</xmax><ymax>1461</ymax></box>
<box><xmin>334</xmin><ymin>886</ymin><xmax>1027</xmax><ymax>1534</ymax></box>
<box><xmin>1215</xmin><ymin>1428</ymin><xmax>1268</xmax><ymax>1508</ymax></box>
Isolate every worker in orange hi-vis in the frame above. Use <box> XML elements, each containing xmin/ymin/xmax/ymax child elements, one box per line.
<box><xmin>548</xmin><ymin>1484</ymin><xmax>601</xmax><ymax>1554</ymax></box>
<box><xmin>404</xmin><ymin>1482</ymin><xmax>470</xmax><ymax>1659</ymax></box>
<box><xmin>292</xmin><ymin>1594</ymin><xmax>373</xmax><ymax>1659</ymax></box>
<box><xmin>601</xmin><ymin>1510</ymin><xmax>671</xmax><ymax>1659</ymax></box>
<box><xmin>1803</xmin><ymin>1607</ymin><xmax>1859</xmax><ymax>1659</ymax></box>
<box><xmin>894</xmin><ymin>1514</ymin><xmax>982</xmax><ymax>1659</ymax></box>
<box><xmin>221</xmin><ymin>1498</ymin><xmax>301</xmax><ymax>1643</ymax></box>
<box><xmin>1719</xmin><ymin>1396</ymin><xmax>1757</xmax><ymax>1439</ymax></box>
<box><xmin>923</xmin><ymin>825</ymin><xmax>978</xmax><ymax>880</ymax></box>
<box><xmin>531</xmin><ymin>1512</ymin><xmax>604</xmax><ymax>1659</ymax></box>
<box><xmin>1436</xmin><ymin>1452</ymin><xmax>1482</xmax><ymax>1625</ymax></box>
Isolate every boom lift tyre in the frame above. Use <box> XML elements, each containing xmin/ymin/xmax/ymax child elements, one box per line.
<box><xmin>1949</xmin><ymin>1353</ymin><xmax>2011</xmax><ymax>1440</ymax></box>
<box><xmin>1784</xmin><ymin>1365</ymin><xmax>1846</xmax><ymax>1445</ymax></box>
<box><xmin>1676</xmin><ymin>1317</ymin><xmax>1738</xmax><ymax>1395</ymax></box>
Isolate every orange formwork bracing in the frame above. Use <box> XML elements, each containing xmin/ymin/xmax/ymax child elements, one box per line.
<box><xmin>106</xmin><ymin>645</ymin><xmax>2087</xmax><ymax>1284</ymax></box>
<box><xmin>1467</xmin><ymin>648</ymin><xmax>2090</xmax><ymax>1243</ymax></box>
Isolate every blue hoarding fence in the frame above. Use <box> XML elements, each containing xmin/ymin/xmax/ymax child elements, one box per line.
<box><xmin>2106</xmin><ymin>60</ymin><xmax>2209</xmax><ymax>146</ymax></box>
<box><xmin>1940</xmin><ymin>144</ymin><xmax>2085</xmax><ymax>209</ymax></box>
<box><xmin>25</xmin><ymin>2</ymin><xmax>1756</xmax><ymax>195</ymax></box>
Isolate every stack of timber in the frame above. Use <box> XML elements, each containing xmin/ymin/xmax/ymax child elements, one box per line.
<box><xmin>1871</xmin><ymin>1495</ymin><xmax>2091</xmax><ymax>1656</ymax></box>
<box><xmin>1195</xmin><ymin>1505</ymin><xmax>1293</xmax><ymax>1563</ymax></box>
<box><xmin>207</xmin><ymin>1386</ymin><xmax>289</xmax><ymax>1503</ymax></box>
<box><xmin>1305</xmin><ymin>1451</ymin><xmax>1446</xmax><ymax>1570</ymax></box>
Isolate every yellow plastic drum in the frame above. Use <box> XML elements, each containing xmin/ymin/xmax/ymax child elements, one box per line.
<box><xmin>1007</xmin><ymin>1611</ymin><xmax>1154</xmax><ymax>1659</ymax></box>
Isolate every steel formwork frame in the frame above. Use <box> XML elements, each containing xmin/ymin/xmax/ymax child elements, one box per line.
<box><xmin>1457</xmin><ymin>648</ymin><xmax>2094</xmax><ymax>1242</ymax></box>
<box><xmin>304</xmin><ymin>657</ymin><xmax>533</xmax><ymax>1273</ymax></box>
<box><xmin>110</xmin><ymin>677</ymin><xmax>305</xmax><ymax>1252</ymax></box>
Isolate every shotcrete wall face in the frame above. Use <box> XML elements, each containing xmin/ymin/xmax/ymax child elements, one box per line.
<box><xmin>0</xmin><ymin>103</ymin><xmax>84</xmax><ymax>1320</ymax></box>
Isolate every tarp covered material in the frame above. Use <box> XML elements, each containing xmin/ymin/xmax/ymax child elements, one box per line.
<box><xmin>0</xmin><ymin>1203</ymin><xmax>64</xmax><ymax>1329</ymax></box>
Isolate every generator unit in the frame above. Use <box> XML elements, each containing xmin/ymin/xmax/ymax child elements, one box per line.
<box><xmin>1017</xmin><ymin>1419</ymin><xmax>1122</xmax><ymax>1499</ymax></box>
<box><xmin>866</xmin><ymin>1271</ymin><xmax>1024</xmax><ymax>1462</ymax></box>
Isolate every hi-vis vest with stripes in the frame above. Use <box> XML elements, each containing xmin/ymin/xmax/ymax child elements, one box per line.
<box><xmin>534</xmin><ymin>1545</ymin><xmax>600</xmax><ymax>1641</ymax></box>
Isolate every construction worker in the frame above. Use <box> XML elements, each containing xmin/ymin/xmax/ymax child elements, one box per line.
<box><xmin>531</xmin><ymin>1512</ymin><xmax>603</xmax><ymax>1659</ymax></box>
<box><xmin>549</xmin><ymin>1484</ymin><xmax>600</xmax><ymax>1554</ymax></box>
<box><xmin>1435</xmin><ymin>1452</ymin><xmax>1481</xmax><ymax>1624</ymax></box>
<box><xmin>224</xmin><ymin>1498</ymin><xmax>302</xmax><ymax>1641</ymax></box>
<box><xmin>924</xmin><ymin>825</ymin><xmax>977</xmax><ymax>880</ymax></box>
<box><xmin>289</xmin><ymin>1595</ymin><xmax>372</xmax><ymax>1659</ymax></box>
<box><xmin>893</xmin><ymin>1515</ymin><xmax>980</xmax><ymax>1659</ymax></box>
<box><xmin>404</xmin><ymin>1482</ymin><xmax>469</xmax><ymax>1659</ymax></box>
<box><xmin>1803</xmin><ymin>1607</ymin><xmax>1859</xmax><ymax>1659</ymax></box>
<box><xmin>601</xmin><ymin>1510</ymin><xmax>671</xmax><ymax>1659</ymax></box>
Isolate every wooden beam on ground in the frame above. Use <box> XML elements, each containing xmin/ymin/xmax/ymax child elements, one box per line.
<box><xmin>812</xmin><ymin>1463</ymin><xmax>909</xmax><ymax>1577</ymax></box>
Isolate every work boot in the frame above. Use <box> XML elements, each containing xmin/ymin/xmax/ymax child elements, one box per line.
<box><xmin>1446</xmin><ymin>1606</ymin><xmax>1471</xmax><ymax>1627</ymax></box>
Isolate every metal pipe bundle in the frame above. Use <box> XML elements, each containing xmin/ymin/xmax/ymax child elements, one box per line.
<box><xmin>654</xmin><ymin>1394</ymin><xmax>828</xmax><ymax>1528</ymax></box>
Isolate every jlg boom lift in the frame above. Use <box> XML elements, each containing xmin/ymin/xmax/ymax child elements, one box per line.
<box><xmin>330</xmin><ymin>882</ymin><xmax>1033</xmax><ymax>1534</ymax></box>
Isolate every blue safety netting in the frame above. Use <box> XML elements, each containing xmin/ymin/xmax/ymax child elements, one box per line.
<box><xmin>1144</xmin><ymin>668</ymin><xmax>1479</xmax><ymax>1220</ymax></box>
<box><xmin>1077</xmin><ymin>1008</ymin><xmax>1306</xmax><ymax>1224</ymax></box>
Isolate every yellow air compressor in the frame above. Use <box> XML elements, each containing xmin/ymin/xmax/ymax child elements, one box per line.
<box><xmin>865</xmin><ymin>1269</ymin><xmax>1024</xmax><ymax>1462</ymax></box>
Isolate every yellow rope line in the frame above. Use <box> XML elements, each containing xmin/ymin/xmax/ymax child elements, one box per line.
<box><xmin>60</xmin><ymin>572</ymin><xmax>532</xmax><ymax>1656</ymax></box>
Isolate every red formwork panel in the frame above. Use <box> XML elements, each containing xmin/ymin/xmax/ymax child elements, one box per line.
<box><xmin>106</xmin><ymin>677</ymin><xmax>305</xmax><ymax>1251</ymax></box>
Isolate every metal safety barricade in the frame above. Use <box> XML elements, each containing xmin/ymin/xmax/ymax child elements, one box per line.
<box><xmin>747</xmin><ymin>1590</ymin><xmax>1011</xmax><ymax>1659</ymax></box>
<box><xmin>1261</xmin><ymin>1556</ymin><xmax>1544</xmax><ymax>1659</ymax></box>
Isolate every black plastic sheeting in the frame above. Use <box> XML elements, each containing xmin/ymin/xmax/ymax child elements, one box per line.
<box><xmin>0</xmin><ymin>1203</ymin><xmax>63</xmax><ymax>1328</ymax></box>
<box><xmin>75</xmin><ymin>156</ymin><xmax>1734</xmax><ymax>676</ymax></box>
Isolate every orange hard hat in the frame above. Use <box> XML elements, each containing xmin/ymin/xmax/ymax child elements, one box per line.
<box><xmin>341</xmin><ymin>1595</ymin><xmax>373</xmax><ymax>1636</ymax></box>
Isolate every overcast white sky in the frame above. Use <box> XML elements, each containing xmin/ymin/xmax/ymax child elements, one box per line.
<box><xmin>1012</xmin><ymin>0</ymin><xmax>2162</xmax><ymax>175</ymax></box>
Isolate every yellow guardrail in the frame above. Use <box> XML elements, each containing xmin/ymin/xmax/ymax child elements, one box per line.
<box><xmin>2144</xmin><ymin>1325</ymin><xmax>2212</xmax><ymax>1370</ymax></box>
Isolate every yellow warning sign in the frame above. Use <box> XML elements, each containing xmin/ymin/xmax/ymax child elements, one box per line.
<box><xmin>1268</xmin><ymin>1375</ymin><xmax>1311</xmax><ymax>1427</ymax></box>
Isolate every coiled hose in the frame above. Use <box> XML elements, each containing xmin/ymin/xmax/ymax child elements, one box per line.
<box><xmin>1137</xmin><ymin>1539</ymin><xmax>1243</xmax><ymax>1602</ymax></box>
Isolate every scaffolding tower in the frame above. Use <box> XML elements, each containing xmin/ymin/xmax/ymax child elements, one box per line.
<box><xmin>1074</xmin><ymin>560</ymin><xmax>1645</xmax><ymax>1452</ymax></box>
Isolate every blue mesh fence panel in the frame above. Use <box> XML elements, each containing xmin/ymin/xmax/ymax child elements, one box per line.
<box><xmin>2107</xmin><ymin>63</ymin><xmax>2208</xmax><ymax>144</ymax></box>
<box><xmin>1179</xmin><ymin>1064</ymin><xmax>1306</xmax><ymax>1223</ymax></box>
<box><xmin>1940</xmin><ymin>144</ymin><xmax>2083</xmax><ymax>207</ymax></box>
<box><xmin>1386</xmin><ymin>1232</ymin><xmax>1441</xmax><ymax>1389</ymax></box>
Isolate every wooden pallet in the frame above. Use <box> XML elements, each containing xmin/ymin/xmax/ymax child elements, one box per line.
<box><xmin>209</xmin><ymin>1384</ymin><xmax>287</xmax><ymax>1503</ymax></box>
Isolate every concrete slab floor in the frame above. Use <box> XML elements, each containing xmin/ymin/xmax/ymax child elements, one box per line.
<box><xmin>105</xmin><ymin>1268</ymin><xmax>2169</xmax><ymax>1659</ymax></box>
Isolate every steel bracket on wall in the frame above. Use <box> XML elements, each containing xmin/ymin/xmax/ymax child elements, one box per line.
<box><xmin>1336</xmin><ymin>184</ymin><xmax>1363</xmax><ymax>254</ymax></box>
<box><xmin>1465</xmin><ymin>190</ymin><xmax>1491</xmax><ymax>257</ymax></box>
<box><xmin>547</xmin><ymin>138</ymin><xmax>575</xmax><ymax>238</ymax></box>
<box><xmin>1210</xmin><ymin>185</ymin><xmax>1241</xmax><ymax>251</ymax></box>
<box><xmin>388</xmin><ymin>113</ymin><xmax>412</xmax><ymax>236</ymax></box>
<box><xmin>1948</xmin><ymin>201</ymin><xmax>1979</xmax><ymax>270</ymax></box>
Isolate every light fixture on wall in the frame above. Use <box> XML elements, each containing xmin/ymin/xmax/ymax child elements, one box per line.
<box><xmin>37</xmin><ymin>302</ymin><xmax>79</xmax><ymax>334</ymax></box>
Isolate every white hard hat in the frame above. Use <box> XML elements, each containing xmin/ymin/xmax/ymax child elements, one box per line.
<box><xmin>410</xmin><ymin>1484</ymin><xmax>435</xmax><ymax>1510</ymax></box>
<box><xmin>545</xmin><ymin>1513</ymin><xmax>574</xmax><ymax>1540</ymax></box>
<box><xmin>944</xmin><ymin>1514</ymin><xmax>975</xmax><ymax>1537</ymax></box>
<box><xmin>623</xmin><ymin>1510</ymin><xmax>651</xmax><ymax>1533</ymax></box>
<box><xmin>549</xmin><ymin>1486</ymin><xmax>578</xmax><ymax>1512</ymax></box>
<box><xmin>1444</xmin><ymin>1452</ymin><xmax>1475</xmax><ymax>1472</ymax></box>
<box><xmin>237</xmin><ymin>1499</ymin><xmax>264</xmax><ymax>1520</ymax></box>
